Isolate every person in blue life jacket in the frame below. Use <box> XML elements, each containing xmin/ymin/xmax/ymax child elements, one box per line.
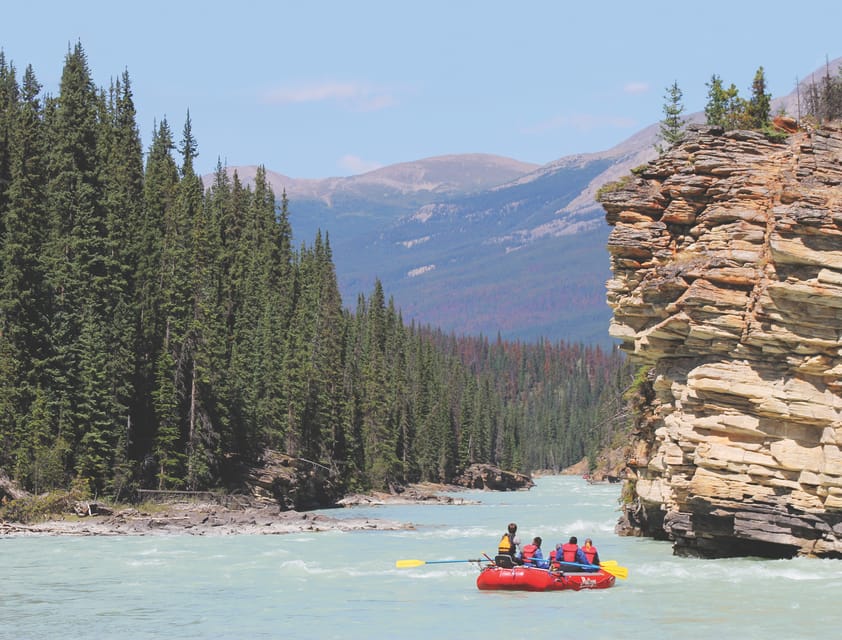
<box><xmin>520</xmin><ymin>536</ymin><xmax>549</xmax><ymax>569</ymax></box>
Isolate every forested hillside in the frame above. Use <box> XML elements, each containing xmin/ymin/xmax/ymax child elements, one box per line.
<box><xmin>0</xmin><ymin>44</ymin><xmax>632</xmax><ymax>501</ymax></box>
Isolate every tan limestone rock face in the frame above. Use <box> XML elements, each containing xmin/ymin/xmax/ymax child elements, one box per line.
<box><xmin>603</xmin><ymin>124</ymin><xmax>842</xmax><ymax>558</ymax></box>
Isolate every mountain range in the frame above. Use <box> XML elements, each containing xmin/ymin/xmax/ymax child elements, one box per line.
<box><xmin>207</xmin><ymin>58</ymin><xmax>840</xmax><ymax>345</ymax></box>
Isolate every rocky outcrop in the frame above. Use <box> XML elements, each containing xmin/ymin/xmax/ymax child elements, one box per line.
<box><xmin>244</xmin><ymin>450</ymin><xmax>344</xmax><ymax>511</ymax></box>
<box><xmin>0</xmin><ymin>472</ymin><xmax>28</xmax><ymax>503</ymax></box>
<box><xmin>454</xmin><ymin>464</ymin><xmax>534</xmax><ymax>491</ymax></box>
<box><xmin>601</xmin><ymin>123</ymin><xmax>842</xmax><ymax>558</ymax></box>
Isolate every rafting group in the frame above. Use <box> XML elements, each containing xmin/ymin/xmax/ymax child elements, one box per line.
<box><xmin>395</xmin><ymin>521</ymin><xmax>628</xmax><ymax>591</ymax></box>
<box><xmin>475</xmin><ymin>521</ymin><xmax>625</xmax><ymax>591</ymax></box>
<box><xmin>497</xmin><ymin>522</ymin><xmax>599</xmax><ymax>571</ymax></box>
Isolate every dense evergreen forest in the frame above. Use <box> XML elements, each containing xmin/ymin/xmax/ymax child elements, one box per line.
<box><xmin>0</xmin><ymin>44</ymin><xmax>633</xmax><ymax>500</ymax></box>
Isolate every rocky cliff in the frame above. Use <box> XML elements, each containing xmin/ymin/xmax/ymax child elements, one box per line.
<box><xmin>600</xmin><ymin>122</ymin><xmax>842</xmax><ymax>558</ymax></box>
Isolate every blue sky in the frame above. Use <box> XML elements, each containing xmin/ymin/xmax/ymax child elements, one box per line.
<box><xmin>3</xmin><ymin>0</ymin><xmax>840</xmax><ymax>178</ymax></box>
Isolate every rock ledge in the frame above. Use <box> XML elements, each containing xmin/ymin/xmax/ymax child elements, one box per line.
<box><xmin>602</xmin><ymin>123</ymin><xmax>842</xmax><ymax>558</ymax></box>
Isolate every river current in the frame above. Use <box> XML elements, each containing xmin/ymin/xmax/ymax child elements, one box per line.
<box><xmin>3</xmin><ymin>476</ymin><xmax>841</xmax><ymax>639</ymax></box>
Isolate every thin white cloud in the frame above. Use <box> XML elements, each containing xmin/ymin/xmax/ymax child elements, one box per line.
<box><xmin>266</xmin><ymin>82</ymin><xmax>359</xmax><ymax>103</ymax></box>
<box><xmin>338</xmin><ymin>154</ymin><xmax>383</xmax><ymax>175</ymax></box>
<box><xmin>521</xmin><ymin>113</ymin><xmax>638</xmax><ymax>135</ymax></box>
<box><xmin>624</xmin><ymin>81</ymin><xmax>650</xmax><ymax>95</ymax></box>
<box><xmin>262</xmin><ymin>81</ymin><xmax>397</xmax><ymax>111</ymax></box>
<box><xmin>357</xmin><ymin>93</ymin><xmax>398</xmax><ymax>112</ymax></box>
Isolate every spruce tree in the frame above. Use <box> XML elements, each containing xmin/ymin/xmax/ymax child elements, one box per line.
<box><xmin>98</xmin><ymin>70</ymin><xmax>145</xmax><ymax>493</ymax></box>
<box><xmin>0</xmin><ymin>53</ymin><xmax>19</xmax><ymax>233</ymax></box>
<box><xmin>361</xmin><ymin>279</ymin><xmax>400</xmax><ymax>487</ymax></box>
<box><xmin>253</xmin><ymin>184</ymin><xmax>293</xmax><ymax>453</ymax></box>
<box><xmin>43</xmin><ymin>42</ymin><xmax>117</xmax><ymax>490</ymax></box>
<box><xmin>141</xmin><ymin>119</ymin><xmax>182</xmax><ymax>486</ymax></box>
<box><xmin>705</xmin><ymin>74</ymin><xmax>727</xmax><ymax>127</ymax></box>
<box><xmin>151</xmin><ymin>113</ymin><xmax>204</xmax><ymax>488</ymax></box>
<box><xmin>309</xmin><ymin>232</ymin><xmax>345</xmax><ymax>465</ymax></box>
<box><xmin>657</xmin><ymin>81</ymin><xmax>686</xmax><ymax>153</ymax></box>
<box><xmin>747</xmin><ymin>66</ymin><xmax>771</xmax><ymax>129</ymax></box>
<box><xmin>2</xmin><ymin>64</ymin><xmax>53</xmax><ymax>487</ymax></box>
<box><xmin>180</xmin><ymin>112</ymin><xmax>221</xmax><ymax>489</ymax></box>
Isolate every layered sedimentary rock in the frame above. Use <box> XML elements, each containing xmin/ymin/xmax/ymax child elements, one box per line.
<box><xmin>601</xmin><ymin>123</ymin><xmax>842</xmax><ymax>558</ymax></box>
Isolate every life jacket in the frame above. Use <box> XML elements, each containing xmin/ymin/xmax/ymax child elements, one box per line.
<box><xmin>498</xmin><ymin>533</ymin><xmax>515</xmax><ymax>555</ymax></box>
<box><xmin>549</xmin><ymin>549</ymin><xmax>557</xmax><ymax>562</ymax></box>
<box><xmin>561</xmin><ymin>542</ymin><xmax>579</xmax><ymax>562</ymax></box>
<box><xmin>582</xmin><ymin>544</ymin><xmax>598</xmax><ymax>564</ymax></box>
<box><xmin>521</xmin><ymin>543</ymin><xmax>538</xmax><ymax>563</ymax></box>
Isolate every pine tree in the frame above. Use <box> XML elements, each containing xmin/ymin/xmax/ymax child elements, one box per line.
<box><xmin>0</xmin><ymin>54</ymin><xmax>18</xmax><ymax>235</ymax></box>
<box><xmin>253</xmin><ymin>184</ymin><xmax>293</xmax><ymax>453</ymax></box>
<box><xmin>98</xmin><ymin>69</ymin><xmax>145</xmax><ymax>494</ymax></box>
<box><xmin>43</xmin><ymin>42</ymin><xmax>116</xmax><ymax>490</ymax></box>
<box><xmin>361</xmin><ymin>280</ymin><xmax>400</xmax><ymax>487</ymax></box>
<box><xmin>657</xmin><ymin>81</ymin><xmax>686</xmax><ymax>153</ymax></box>
<box><xmin>152</xmin><ymin>113</ymin><xmax>204</xmax><ymax>488</ymax></box>
<box><xmin>179</xmin><ymin>112</ymin><xmax>221</xmax><ymax>489</ymax></box>
<box><xmin>724</xmin><ymin>82</ymin><xmax>746</xmax><ymax>130</ymax></box>
<box><xmin>0</xmin><ymin>63</ymin><xmax>48</xmax><ymax>483</ymax></box>
<box><xmin>201</xmin><ymin>160</ymin><xmax>236</xmax><ymax>456</ymax></box>
<box><xmin>704</xmin><ymin>74</ymin><xmax>727</xmax><ymax>127</ymax></box>
<box><xmin>309</xmin><ymin>233</ymin><xmax>345</xmax><ymax>465</ymax></box>
<box><xmin>141</xmin><ymin>119</ymin><xmax>182</xmax><ymax>487</ymax></box>
<box><xmin>747</xmin><ymin>66</ymin><xmax>771</xmax><ymax>129</ymax></box>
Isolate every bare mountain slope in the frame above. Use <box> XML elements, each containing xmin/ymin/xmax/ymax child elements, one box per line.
<box><xmin>218</xmin><ymin>154</ymin><xmax>539</xmax><ymax>204</ymax></box>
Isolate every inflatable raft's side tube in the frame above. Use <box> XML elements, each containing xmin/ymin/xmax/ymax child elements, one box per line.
<box><xmin>476</xmin><ymin>566</ymin><xmax>615</xmax><ymax>591</ymax></box>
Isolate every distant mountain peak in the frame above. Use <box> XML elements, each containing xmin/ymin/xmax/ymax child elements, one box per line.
<box><xmin>205</xmin><ymin>153</ymin><xmax>540</xmax><ymax>204</ymax></box>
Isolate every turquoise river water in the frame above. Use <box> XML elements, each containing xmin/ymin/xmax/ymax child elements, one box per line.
<box><xmin>3</xmin><ymin>476</ymin><xmax>842</xmax><ymax>639</ymax></box>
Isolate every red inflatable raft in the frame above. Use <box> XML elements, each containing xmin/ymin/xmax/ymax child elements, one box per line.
<box><xmin>476</xmin><ymin>565</ymin><xmax>615</xmax><ymax>591</ymax></box>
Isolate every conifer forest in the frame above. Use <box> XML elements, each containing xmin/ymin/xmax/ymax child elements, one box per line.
<box><xmin>0</xmin><ymin>44</ymin><xmax>633</xmax><ymax>499</ymax></box>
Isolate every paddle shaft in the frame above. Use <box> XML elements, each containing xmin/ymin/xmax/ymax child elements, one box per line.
<box><xmin>555</xmin><ymin>560</ymin><xmax>628</xmax><ymax>579</ymax></box>
<box><xmin>426</xmin><ymin>559</ymin><xmax>482</xmax><ymax>564</ymax></box>
<box><xmin>553</xmin><ymin>560</ymin><xmax>601</xmax><ymax>571</ymax></box>
<box><xmin>396</xmin><ymin>558</ymin><xmax>483</xmax><ymax>568</ymax></box>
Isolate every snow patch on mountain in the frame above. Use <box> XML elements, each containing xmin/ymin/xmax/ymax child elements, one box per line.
<box><xmin>399</xmin><ymin>236</ymin><xmax>431</xmax><ymax>248</ymax></box>
<box><xmin>407</xmin><ymin>265</ymin><xmax>436</xmax><ymax>277</ymax></box>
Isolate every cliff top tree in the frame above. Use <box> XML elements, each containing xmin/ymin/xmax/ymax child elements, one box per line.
<box><xmin>704</xmin><ymin>74</ymin><xmax>727</xmax><ymax>127</ymax></box>
<box><xmin>657</xmin><ymin>81</ymin><xmax>686</xmax><ymax>154</ymax></box>
<box><xmin>747</xmin><ymin>66</ymin><xmax>771</xmax><ymax>129</ymax></box>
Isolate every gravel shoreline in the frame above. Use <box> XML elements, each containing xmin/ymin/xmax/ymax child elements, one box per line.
<box><xmin>0</xmin><ymin>483</ymin><xmax>474</xmax><ymax>537</ymax></box>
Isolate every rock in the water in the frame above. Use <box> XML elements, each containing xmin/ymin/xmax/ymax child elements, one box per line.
<box><xmin>454</xmin><ymin>463</ymin><xmax>534</xmax><ymax>491</ymax></box>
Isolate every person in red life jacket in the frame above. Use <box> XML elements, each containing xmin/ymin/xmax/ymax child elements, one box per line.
<box><xmin>554</xmin><ymin>536</ymin><xmax>597</xmax><ymax>571</ymax></box>
<box><xmin>582</xmin><ymin>538</ymin><xmax>600</xmax><ymax>566</ymax></box>
<box><xmin>520</xmin><ymin>536</ymin><xmax>548</xmax><ymax>568</ymax></box>
<box><xmin>497</xmin><ymin>522</ymin><xmax>522</xmax><ymax>564</ymax></box>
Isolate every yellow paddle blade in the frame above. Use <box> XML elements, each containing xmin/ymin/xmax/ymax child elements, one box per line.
<box><xmin>395</xmin><ymin>559</ymin><xmax>426</xmax><ymax>568</ymax></box>
<box><xmin>600</xmin><ymin>561</ymin><xmax>628</xmax><ymax>580</ymax></box>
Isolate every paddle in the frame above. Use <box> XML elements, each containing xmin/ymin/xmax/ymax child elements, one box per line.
<box><xmin>396</xmin><ymin>558</ymin><xmax>483</xmax><ymax>568</ymax></box>
<box><xmin>601</xmin><ymin>562</ymin><xmax>628</xmax><ymax>580</ymax></box>
<box><xmin>551</xmin><ymin>559</ymin><xmax>629</xmax><ymax>579</ymax></box>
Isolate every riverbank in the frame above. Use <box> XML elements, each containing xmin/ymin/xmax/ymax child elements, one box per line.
<box><xmin>0</xmin><ymin>482</ymin><xmax>475</xmax><ymax>537</ymax></box>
